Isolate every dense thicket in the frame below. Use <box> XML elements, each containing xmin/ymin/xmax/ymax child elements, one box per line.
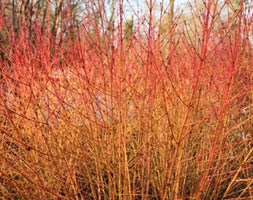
<box><xmin>0</xmin><ymin>0</ymin><xmax>252</xmax><ymax>199</ymax></box>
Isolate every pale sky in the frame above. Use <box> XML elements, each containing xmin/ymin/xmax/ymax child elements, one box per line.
<box><xmin>124</xmin><ymin>0</ymin><xmax>189</xmax><ymax>19</ymax></box>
